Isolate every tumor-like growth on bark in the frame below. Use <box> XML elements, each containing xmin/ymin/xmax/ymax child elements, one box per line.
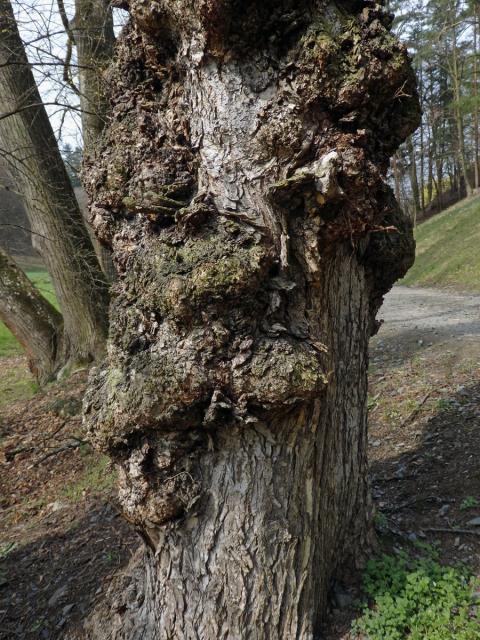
<box><xmin>84</xmin><ymin>1</ymin><xmax>420</xmax><ymax>634</ymax></box>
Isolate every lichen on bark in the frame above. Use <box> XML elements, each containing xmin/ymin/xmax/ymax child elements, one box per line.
<box><xmin>83</xmin><ymin>1</ymin><xmax>420</xmax><ymax>636</ymax></box>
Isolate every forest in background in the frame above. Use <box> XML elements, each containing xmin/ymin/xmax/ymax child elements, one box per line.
<box><xmin>391</xmin><ymin>0</ymin><xmax>480</xmax><ymax>221</ymax></box>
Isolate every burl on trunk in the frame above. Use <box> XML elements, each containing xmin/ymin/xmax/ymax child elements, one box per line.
<box><xmin>83</xmin><ymin>1</ymin><xmax>420</xmax><ymax>637</ymax></box>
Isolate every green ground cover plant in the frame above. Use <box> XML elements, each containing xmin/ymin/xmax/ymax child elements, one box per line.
<box><xmin>352</xmin><ymin>547</ymin><xmax>480</xmax><ymax>639</ymax></box>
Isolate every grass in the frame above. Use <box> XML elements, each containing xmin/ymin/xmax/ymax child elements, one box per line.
<box><xmin>61</xmin><ymin>450</ymin><xmax>116</xmax><ymax>502</ymax></box>
<box><xmin>0</xmin><ymin>362</ymin><xmax>38</xmax><ymax>408</ymax></box>
<box><xmin>0</xmin><ymin>268</ymin><xmax>56</xmax><ymax>358</ymax></box>
<box><xmin>402</xmin><ymin>195</ymin><xmax>480</xmax><ymax>291</ymax></box>
<box><xmin>0</xmin><ymin>267</ymin><xmax>55</xmax><ymax>404</ymax></box>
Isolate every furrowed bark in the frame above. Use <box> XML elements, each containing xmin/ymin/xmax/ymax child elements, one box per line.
<box><xmin>84</xmin><ymin>1</ymin><xmax>420</xmax><ymax>637</ymax></box>
<box><xmin>74</xmin><ymin>0</ymin><xmax>117</xmax><ymax>281</ymax></box>
<box><xmin>0</xmin><ymin>249</ymin><xmax>63</xmax><ymax>383</ymax></box>
<box><xmin>74</xmin><ymin>0</ymin><xmax>115</xmax><ymax>155</ymax></box>
<box><xmin>0</xmin><ymin>0</ymin><xmax>109</xmax><ymax>368</ymax></box>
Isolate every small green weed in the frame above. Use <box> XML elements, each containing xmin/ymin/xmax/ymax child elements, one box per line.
<box><xmin>374</xmin><ymin>511</ymin><xmax>388</xmax><ymax>533</ymax></box>
<box><xmin>352</xmin><ymin>549</ymin><xmax>480</xmax><ymax>639</ymax></box>
<box><xmin>30</xmin><ymin>619</ymin><xmax>44</xmax><ymax>633</ymax></box>
<box><xmin>104</xmin><ymin>550</ymin><xmax>120</xmax><ymax>564</ymax></box>
<box><xmin>386</xmin><ymin>408</ymin><xmax>401</xmax><ymax>424</ymax></box>
<box><xmin>436</xmin><ymin>398</ymin><xmax>455</xmax><ymax>411</ymax></box>
<box><xmin>460</xmin><ymin>496</ymin><xmax>479</xmax><ymax>511</ymax></box>
<box><xmin>0</xmin><ymin>542</ymin><xmax>17</xmax><ymax>559</ymax></box>
<box><xmin>62</xmin><ymin>453</ymin><xmax>115</xmax><ymax>502</ymax></box>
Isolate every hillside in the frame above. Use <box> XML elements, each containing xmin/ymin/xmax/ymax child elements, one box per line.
<box><xmin>402</xmin><ymin>195</ymin><xmax>480</xmax><ymax>292</ymax></box>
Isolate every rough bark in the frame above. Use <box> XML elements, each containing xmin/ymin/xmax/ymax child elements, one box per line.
<box><xmin>83</xmin><ymin>1</ymin><xmax>420</xmax><ymax>637</ymax></box>
<box><xmin>73</xmin><ymin>0</ymin><xmax>117</xmax><ymax>281</ymax></box>
<box><xmin>406</xmin><ymin>135</ymin><xmax>420</xmax><ymax>224</ymax></box>
<box><xmin>0</xmin><ymin>0</ymin><xmax>109</xmax><ymax>368</ymax></box>
<box><xmin>0</xmin><ymin>248</ymin><xmax>63</xmax><ymax>383</ymax></box>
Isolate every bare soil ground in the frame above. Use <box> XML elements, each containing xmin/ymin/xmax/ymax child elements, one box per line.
<box><xmin>0</xmin><ymin>365</ymin><xmax>136</xmax><ymax>639</ymax></box>
<box><xmin>324</xmin><ymin>286</ymin><xmax>480</xmax><ymax>637</ymax></box>
<box><xmin>0</xmin><ymin>285</ymin><xmax>479</xmax><ymax>639</ymax></box>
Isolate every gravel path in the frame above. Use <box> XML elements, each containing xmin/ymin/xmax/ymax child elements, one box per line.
<box><xmin>375</xmin><ymin>285</ymin><xmax>480</xmax><ymax>345</ymax></box>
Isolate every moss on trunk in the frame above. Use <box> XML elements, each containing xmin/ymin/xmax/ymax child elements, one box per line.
<box><xmin>84</xmin><ymin>1</ymin><xmax>420</xmax><ymax>636</ymax></box>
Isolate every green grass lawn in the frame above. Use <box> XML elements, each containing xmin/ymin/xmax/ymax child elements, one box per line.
<box><xmin>402</xmin><ymin>195</ymin><xmax>480</xmax><ymax>292</ymax></box>
<box><xmin>0</xmin><ymin>268</ymin><xmax>56</xmax><ymax>358</ymax></box>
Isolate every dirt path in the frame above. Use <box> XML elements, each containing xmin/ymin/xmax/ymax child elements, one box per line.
<box><xmin>369</xmin><ymin>285</ymin><xmax>480</xmax><ymax>374</ymax></box>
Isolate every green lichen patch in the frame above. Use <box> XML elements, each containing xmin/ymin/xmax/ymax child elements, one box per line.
<box><xmin>121</xmin><ymin>222</ymin><xmax>273</xmax><ymax>323</ymax></box>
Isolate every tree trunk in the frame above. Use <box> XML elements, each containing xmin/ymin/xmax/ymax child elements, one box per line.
<box><xmin>0</xmin><ymin>0</ymin><xmax>109</xmax><ymax>368</ymax></box>
<box><xmin>73</xmin><ymin>0</ymin><xmax>115</xmax><ymax>154</ymax></box>
<box><xmin>426</xmin><ymin>129</ymin><xmax>434</xmax><ymax>207</ymax></box>
<box><xmin>73</xmin><ymin>0</ymin><xmax>117</xmax><ymax>281</ymax></box>
<box><xmin>451</xmin><ymin>18</ymin><xmax>473</xmax><ymax>197</ymax></box>
<box><xmin>392</xmin><ymin>151</ymin><xmax>402</xmax><ymax>205</ymax></box>
<box><xmin>0</xmin><ymin>248</ymin><xmax>63</xmax><ymax>383</ymax></box>
<box><xmin>83</xmin><ymin>2</ymin><xmax>420</xmax><ymax>637</ymax></box>
<box><xmin>418</xmin><ymin>65</ymin><xmax>425</xmax><ymax>212</ymax></box>
<box><xmin>473</xmin><ymin>2</ymin><xmax>480</xmax><ymax>192</ymax></box>
<box><xmin>406</xmin><ymin>136</ymin><xmax>420</xmax><ymax>224</ymax></box>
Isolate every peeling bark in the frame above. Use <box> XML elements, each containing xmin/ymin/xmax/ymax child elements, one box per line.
<box><xmin>84</xmin><ymin>1</ymin><xmax>420</xmax><ymax>637</ymax></box>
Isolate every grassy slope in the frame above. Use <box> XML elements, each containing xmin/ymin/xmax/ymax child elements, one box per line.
<box><xmin>0</xmin><ymin>268</ymin><xmax>56</xmax><ymax>358</ymax></box>
<box><xmin>402</xmin><ymin>195</ymin><xmax>480</xmax><ymax>291</ymax></box>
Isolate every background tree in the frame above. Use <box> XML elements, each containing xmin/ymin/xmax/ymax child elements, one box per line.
<box><xmin>0</xmin><ymin>0</ymin><xmax>109</xmax><ymax>376</ymax></box>
<box><xmin>84</xmin><ymin>1</ymin><xmax>420</xmax><ymax>636</ymax></box>
<box><xmin>58</xmin><ymin>0</ymin><xmax>117</xmax><ymax>280</ymax></box>
<box><xmin>391</xmin><ymin>0</ymin><xmax>480</xmax><ymax>218</ymax></box>
<box><xmin>0</xmin><ymin>249</ymin><xmax>63</xmax><ymax>383</ymax></box>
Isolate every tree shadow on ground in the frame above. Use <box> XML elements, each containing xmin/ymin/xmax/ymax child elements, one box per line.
<box><xmin>322</xmin><ymin>379</ymin><xmax>480</xmax><ymax>639</ymax></box>
<box><xmin>371</xmin><ymin>324</ymin><xmax>480</xmax><ymax>368</ymax></box>
<box><xmin>371</xmin><ymin>379</ymin><xmax>480</xmax><ymax>555</ymax></box>
<box><xmin>0</xmin><ymin>499</ymin><xmax>138</xmax><ymax>639</ymax></box>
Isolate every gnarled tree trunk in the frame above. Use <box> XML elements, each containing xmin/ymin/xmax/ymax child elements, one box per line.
<box><xmin>0</xmin><ymin>0</ymin><xmax>108</xmax><ymax>368</ymax></box>
<box><xmin>0</xmin><ymin>249</ymin><xmax>63</xmax><ymax>383</ymax></box>
<box><xmin>84</xmin><ymin>1</ymin><xmax>420</xmax><ymax>637</ymax></box>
